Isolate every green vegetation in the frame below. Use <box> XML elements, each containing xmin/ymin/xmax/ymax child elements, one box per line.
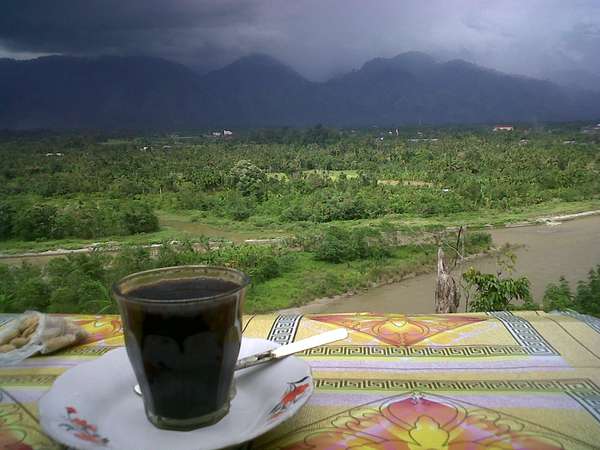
<box><xmin>311</xmin><ymin>227</ymin><xmax>391</xmax><ymax>263</ymax></box>
<box><xmin>1</xmin><ymin>198</ymin><xmax>158</xmax><ymax>241</ymax></box>
<box><xmin>2</xmin><ymin>130</ymin><xmax>599</xmax><ymax>245</ymax></box>
<box><xmin>542</xmin><ymin>267</ymin><xmax>600</xmax><ymax>317</ymax></box>
<box><xmin>542</xmin><ymin>277</ymin><xmax>574</xmax><ymax>312</ymax></box>
<box><xmin>248</xmin><ymin>246</ymin><xmax>434</xmax><ymax>312</ymax></box>
<box><xmin>459</xmin><ymin>248</ymin><xmax>539</xmax><ymax>312</ymax></box>
<box><xmin>0</xmin><ymin>128</ymin><xmax>599</xmax><ymax>314</ymax></box>
<box><xmin>462</xmin><ymin>268</ymin><xmax>535</xmax><ymax>312</ymax></box>
<box><xmin>0</xmin><ymin>228</ymin><xmax>493</xmax><ymax>314</ymax></box>
<box><xmin>0</xmin><ymin>243</ymin><xmax>289</xmax><ymax>314</ymax></box>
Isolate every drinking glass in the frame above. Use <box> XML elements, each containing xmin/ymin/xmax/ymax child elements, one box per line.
<box><xmin>112</xmin><ymin>265</ymin><xmax>250</xmax><ymax>430</ymax></box>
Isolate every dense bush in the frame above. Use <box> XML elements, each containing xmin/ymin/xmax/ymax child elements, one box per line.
<box><xmin>121</xmin><ymin>202</ymin><xmax>160</xmax><ymax>234</ymax></box>
<box><xmin>213</xmin><ymin>245</ymin><xmax>287</xmax><ymax>283</ymax></box>
<box><xmin>464</xmin><ymin>232</ymin><xmax>493</xmax><ymax>254</ymax></box>
<box><xmin>0</xmin><ymin>264</ymin><xmax>51</xmax><ymax>312</ymax></box>
<box><xmin>313</xmin><ymin>227</ymin><xmax>358</xmax><ymax>262</ymax></box>
<box><xmin>462</xmin><ymin>267</ymin><xmax>535</xmax><ymax>312</ymax></box>
<box><xmin>228</xmin><ymin>160</ymin><xmax>266</xmax><ymax>197</ymax></box>
<box><xmin>543</xmin><ymin>266</ymin><xmax>600</xmax><ymax>317</ymax></box>
<box><xmin>176</xmin><ymin>184</ymin><xmax>214</xmax><ymax>210</ymax></box>
<box><xmin>542</xmin><ymin>277</ymin><xmax>574</xmax><ymax>311</ymax></box>
<box><xmin>1</xmin><ymin>200</ymin><xmax>159</xmax><ymax>241</ymax></box>
<box><xmin>14</xmin><ymin>204</ymin><xmax>58</xmax><ymax>241</ymax></box>
<box><xmin>314</xmin><ymin>227</ymin><xmax>392</xmax><ymax>263</ymax></box>
<box><xmin>0</xmin><ymin>243</ymin><xmax>291</xmax><ymax>314</ymax></box>
<box><xmin>46</xmin><ymin>253</ymin><xmax>112</xmax><ymax>313</ymax></box>
<box><xmin>275</xmin><ymin>184</ymin><xmax>474</xmax><ymax>223</ymax></box>
<box><xmin>217</xmin><ymin>191</ymin><xmax>256</xmax><ymax>221</ymax></box>
<box><xmin>0</xmin><ymin>202</ymin><xmax>16</xmax><ymax>239</ymax></box>
<box><xmin>575</xmin><ymin>266</ymin><xmax>600</xmax><ymax>317</ymax></box>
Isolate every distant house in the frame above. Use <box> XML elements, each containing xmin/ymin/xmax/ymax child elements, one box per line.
<box><xmin>162</xmin><ymin>145</ymin><xmax>172</xmax><ymax>150</ymax></box>
<box><xmin>223</xmin><ymin>130</ymin><xmax>233</xmax><ymax>136</ymax></box>
<box><xmin>212</xmin><ymin>131</ymin><xmax>222</xmax><ymax>137</ymax></box>
<box><xmin>581</xmin><ymin>123</ymin><xmax>600</xmax><ymax>134</ymax></box>
<box><xmin>45</xmin><ymin>152</ymin><xmax>64</xmax><ymax>157</ymax></box>
<box><xmin>408</xmin><ymin>138</ymin><xmax>439</xmax><ymax>143</ymax></box>
<box><xmin>493</xmin><ymin>125</ymin><xmax>514</xmax><ymax>132</ymax></box>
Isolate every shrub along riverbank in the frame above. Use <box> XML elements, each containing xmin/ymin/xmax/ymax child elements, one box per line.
<box><xmin>543</xmin><ymin>267</ymin><xmax>600</xmax><ymax>317</ymax></box>
<box><xmin>1</xmin><ymin>199</ymin><xmax>599</xmax><ymax>256</ymax></box>
<box><xmin>0</xmin><ymin>228</ymin><xmax>492</xmax><ymax>314</ymax></box>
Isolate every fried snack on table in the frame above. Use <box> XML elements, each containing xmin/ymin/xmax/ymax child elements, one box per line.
<box><xmin>10</xmin><ymin>337</ymin><xmax>29</xmax><ymax>348</ymax></box>
<box><xmin>0</xmin><ymin>312</ymin><xmax>87</xmax><ymax>361</ymax></box>
<box><xmin>1</xmin><ymin>326</ymin><xmax>20</xmax><ymax>344</ymax></box>
<box><xmin>22</xmin><ymin>323</ymin><xmax>38</xmax><ymax>338</ymax></box>
<box><xmin>40</xmin><ymin>325</ymin><xmax>63</xmax><ymax>340</ymax></box>
<box><xmin>43</xmin><ymin>334</ymin><xmax>77</xmax><ymax>354</ymax></box>
<box><xmin>0</xmin><ymin>314</ymin><xmax>39</xmax><ymax>345</ymax></box>
<box><xmin>19</xmin><ymin>315</ymin><xmax>39</xmax><ymax>331</ymax></box>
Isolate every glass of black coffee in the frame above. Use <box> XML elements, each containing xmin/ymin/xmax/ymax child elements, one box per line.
<box><xmin>112</xmin><ymin>265</ymin><xmax>250</xmax><ymax>431</ymax></box>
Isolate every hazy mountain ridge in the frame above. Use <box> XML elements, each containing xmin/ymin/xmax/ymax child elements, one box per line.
<box><xmin>546</xmin><ymin>69</ymin><xmax>600</xmax><ymax>93</ymax></box>
<box><xmin>1</xmin><ymin>52</ymin><xmax>599</xmax><ymax>129</ymax></box>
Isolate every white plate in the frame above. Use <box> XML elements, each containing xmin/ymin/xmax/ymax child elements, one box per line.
<box><xmin>39</xmin><ymin>338</ymin><xmax>313</xmax><ymax>450</ymax></box>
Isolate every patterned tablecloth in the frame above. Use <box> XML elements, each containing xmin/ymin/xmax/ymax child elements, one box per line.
<box><xmin>2</xmin><ymin>310</ymin><xmax>600</xmax><ymax>449</ymax></box>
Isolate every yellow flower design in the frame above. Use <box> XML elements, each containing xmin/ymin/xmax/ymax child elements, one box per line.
<box><xmin>268</xmin><ymin>394</ymin><xmax>566</xmax><ymax>449</ymax></box>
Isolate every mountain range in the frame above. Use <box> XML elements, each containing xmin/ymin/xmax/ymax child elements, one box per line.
<box><xmin>1</xmin><ymin>52</ymin><xmax>599</xmax><ymax>130</ymax></box>
<box><xmin>546</xmin><ymin>69</ymin><xmax>600</xmax><ymax>93</ymax></box>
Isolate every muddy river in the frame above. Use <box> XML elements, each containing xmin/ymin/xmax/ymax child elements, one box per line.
<box><xmin>299</xmin><ymin>214</ymin><xmax>600</xmax><ymax>314</ymax></box>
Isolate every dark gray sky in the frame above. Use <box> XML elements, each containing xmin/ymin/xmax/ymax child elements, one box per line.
<box><xmin>1</xmin><ymin>0</ymin><xmax>599</xmax><ymax>81</ymax></box>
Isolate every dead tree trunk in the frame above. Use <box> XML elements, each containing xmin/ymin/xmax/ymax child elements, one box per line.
<box><xmin>435</xmin><ymin>247</ymin><xmax>460</xmax><ymax>313</ymax></box>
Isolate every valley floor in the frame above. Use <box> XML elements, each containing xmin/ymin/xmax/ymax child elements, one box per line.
<box><xmin>2</xmin><ymin>201</ymin><xmax>600</xmax><ymax>315</ymax></box>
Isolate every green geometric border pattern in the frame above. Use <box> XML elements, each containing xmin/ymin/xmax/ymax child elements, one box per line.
<box><xmin>315</xmin><ymin>377</ymin><xmax>600</xmax><ymax>424</ymax></box>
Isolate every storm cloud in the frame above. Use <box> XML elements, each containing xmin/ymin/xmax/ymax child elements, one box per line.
<box><xmin>1</xmin><ymin>0</ymin><xmax>599</xmax><ymax>81</ymax></box>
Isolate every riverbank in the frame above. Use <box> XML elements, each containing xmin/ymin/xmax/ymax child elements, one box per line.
<box><xmin>291</xmin><ymin>213</ymin><xmax>600</xmax><ymax>314</ymax></box>
<box><xmin>0</xmin><ymin>230</ymin><xmax>493</xmax><ymax>315</ymax></box>
<box><xmin>278</xmin><ymin>245</ymin><xmax>510</xmax><ymax>315</ymax></box>
<box><xmin>2</xmin><ymin>202</ymin><xmax>599</xmax><ymax>261</ymax></box>
<box><xmin>1</xmin><ymin>205</ymin><xmax>599</xmax><ymax>316</ymax></box>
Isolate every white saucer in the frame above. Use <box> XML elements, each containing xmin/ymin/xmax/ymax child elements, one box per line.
<box><xmin>39</xmin><ymin>338</ymin><xmax>313</xmax><ymax>450</ymax></box>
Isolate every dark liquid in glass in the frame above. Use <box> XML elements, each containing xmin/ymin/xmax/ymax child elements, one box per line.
<box><xmin>121</xmin><ymin>278</ymin><xmax>242</xmax><ymax>422</ymax></box>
